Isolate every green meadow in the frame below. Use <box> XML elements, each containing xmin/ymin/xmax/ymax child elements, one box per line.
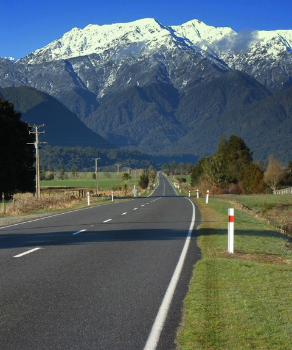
<box><xmin>41</xmin><ymin>171</ymin><xmax>143</xmax><ymax>190</ymax></box>
<box><xmin>176</xmin><ymin>194</ymin><xmax>292</xmax><ymax>349</ymax></box>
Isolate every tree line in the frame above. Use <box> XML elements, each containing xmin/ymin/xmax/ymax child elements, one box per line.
<box><xmin>39</xmin><ymin>145</ymin><xmax>152</xmax><ymax>172</ymax></box>
<box><xmin>190</xmin><ymin>135</ymin><xmax>292</xmax><ymax>194</ymax></box>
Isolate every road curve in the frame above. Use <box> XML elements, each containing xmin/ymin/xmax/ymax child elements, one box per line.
<box><xmin>0</xmin><ymin>173</ymin><xmax>201</xmax><ymax>350</ymax></box>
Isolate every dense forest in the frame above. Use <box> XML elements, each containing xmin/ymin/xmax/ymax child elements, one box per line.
<box><xmin>39</xmin><ymin>145</ymin><xmax>153</xmax><ymax>172</ymax></box>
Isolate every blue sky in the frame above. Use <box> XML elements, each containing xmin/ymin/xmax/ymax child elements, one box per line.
<box><xmin>1</xmin><ymin>0</ymin><xmax>292</xmax><ymax>60</ymax></box>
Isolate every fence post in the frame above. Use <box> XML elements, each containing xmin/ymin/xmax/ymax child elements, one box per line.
<box><xmin>228</xmin><ymin>208</ymin><xmax>234</xmax><ymax>254</ymax></box>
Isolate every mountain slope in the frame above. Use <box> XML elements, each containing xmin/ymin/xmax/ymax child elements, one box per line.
<box><xmin>172</xmin><ymin>85</ymin><xmax>292</xmax><ymax>162</ymax></box>
<box><xmin>0</xmin><ymin>86</ymin><xmax>113</xmax><ymax>148</ymax></box>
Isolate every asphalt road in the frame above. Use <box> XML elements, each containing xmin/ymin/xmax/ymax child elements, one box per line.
<box><xmin>0</xmin><ymin>173</ymin><xmax>201</xmax><ymax>350</ymax></box>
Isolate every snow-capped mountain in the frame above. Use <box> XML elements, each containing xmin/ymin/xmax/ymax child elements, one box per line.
<box><xmin>19</xmin><ymin>18</ymin><xmax>235</xmax><ymax>64</ymax></box>
<box><xmin>9</xmin><ymin>17</ymin><xmax>292</xmax><ymax>94</ymax></box>
<box><xmin>1</xmin><ymin>18</ymin><xmax>292</xmax><ymax>162</ymax></box>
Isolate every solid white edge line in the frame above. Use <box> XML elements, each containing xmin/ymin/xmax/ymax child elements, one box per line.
<box><xmin>13</xmin><ymin>247</ymin><xmax>42</xmax><ymax>258</ymax></box>
<box><xmin>143</xmin><ymin>198</ymin><xmax>196</xmax><ymax>350</ymax></box>
<box><xmin>0</xmin><ymin>198</ymin><xmax>136</xmax><ymax>230</ymax></box>
<box><xmin>72</xmin><ymin>229</ymin><xmax>87</xmax><ymax>235</ymax></box>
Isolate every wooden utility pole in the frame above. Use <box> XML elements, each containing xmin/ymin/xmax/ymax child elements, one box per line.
<box><xmin>115</xmin><ymin>163</ymin><xmax>121</xmax><ymax>193</ymax></box>
<box><xmin>28</xmin><ymin>125</ymin><xmax>47</xmax><ymax>198</ymax></box>
<box><xmin>93</xmin><ymin>157</ymin><xmax>100</xmax><ymax>195</ymax></box>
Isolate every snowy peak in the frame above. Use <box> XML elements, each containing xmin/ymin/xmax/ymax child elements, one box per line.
<box><xmin>19</xmin><ymin>18</ymin><xmax>238</xmax><ymax>64</ymax></box>
<box><xmin>171</xmin><ymin>19</ymin><xmax>236</xmax><ymax>44</ymax></box>
<box><xmin>21</xmin><ymin>18</ymin><xmax>173</xmax><ymax>64</ymax></box>
<box><xmin>18</xmin><ymin>17</ymin><xmax>292</xmax><ymax>65</ymax></box>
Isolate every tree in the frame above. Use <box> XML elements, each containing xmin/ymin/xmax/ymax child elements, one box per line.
<box><xmin>280</xmin><ymin>161</ymin><xmax>292</xmax><ymax>186</ymax></box>
<box><xmin>161</xmin><ymin>163</ymin><xmax>170</xmax><ymax>174</ymax></box>
<box><xmin>58</xmin><ymin>165</ymin><xmax>66</xmax><ymax>179</ymax></box>
<box><xmin>179</xmin><ymin>162</ymin><xmax>185</xmax><ymax>175</ymax></box>
<box><xmin>191</xmin><ymin>158</ymin><xmax>206</xmax><ymax>186</ymax></box>
<box><xmin>122</xmin><ymin>173</ymin><xmax>131</xmax><ymax>195</ymax></box>
<box><xmin>218</xmin><ymin>135</ymin><xmax>253</xmax><ymax>186</ymax></box>
<box><xmin>241</xmin><ymin>163</ymin><xmax>265</xmax><ymax>194</ymax></box>
<box><xmin>71</xmin><ymin>164</ymin><xmax>77</xmax><ymax>179</ymax></box>
<box><xmin>148</xmin><ymin>166</ymin><xmax>156</xmax><ymax>184</ymax></box>
<box><xmin>122</xmin><ymin>173</ymin><xmax>131</xmax><ymax>182</ymax></box>
<box><xmin>202</xmin><ymin>154</ymin><xmax>227</xmax><ymax>187</ymax></box>
<box><xmin>186</xmin><ymin>163</ymin><xmax>194</xmax><ymax>174</ymax></box>
<box><xmin>191</xmin><ymin>135</ymin><xmax>260</xmax><ymax>193</ymax></box>
<box><xmin>0</xmin><ymin>98</ymin><xmax>35</xmax><ymax>197</ymax></box>
<box><xmin>264</xmin><ymin>155</ymin><xmax>284</xmax><ymax>191</ymax></box>
<box><xmin>139</xmin><ymin>174</ymin><xmax>149</xmax><ymax>189</ymax></box>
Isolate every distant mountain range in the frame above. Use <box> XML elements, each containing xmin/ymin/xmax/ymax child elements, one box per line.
<box><xmin>1</xmin><ymin>18</ymin><xmax>292</xmax><ymax>163</ymax></box>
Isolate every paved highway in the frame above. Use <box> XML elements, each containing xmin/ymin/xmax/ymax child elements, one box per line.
<box><xmin>0</xmin><ymin>173</ymin><xmax>201</xmax><ymax>350</ymax></box>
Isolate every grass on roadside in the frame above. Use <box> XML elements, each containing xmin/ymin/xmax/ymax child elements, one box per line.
<box><xmin>176</xmin><ymin>196</ymin><xmax>292</xmax><ymax>350</ymax></box>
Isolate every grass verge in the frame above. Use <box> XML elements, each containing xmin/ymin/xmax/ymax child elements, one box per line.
<box><xmin>176</xmin><ymin>196</ymin><xmax>292</xmax><ymax>350</ymax></box>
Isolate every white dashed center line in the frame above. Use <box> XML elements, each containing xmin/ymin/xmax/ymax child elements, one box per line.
<box><xmin>103</xmin><ymin>219</ymin><xmax>112</xmax><ymax>223</ymax></box>
<box><xmin>72</xmin><ymin>229</ymin><xmax>87</xmax><ymax>235</ymax></box>
<box><xmin>13</xmin><ymin>247</ymin><xmax>42</xmax><ymax>258</ymax></box>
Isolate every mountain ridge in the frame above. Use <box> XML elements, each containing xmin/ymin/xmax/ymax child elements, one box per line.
<box><xmin>1</xmin><ymin>18</ymin><xmax>292</xmax><ymax>163</ymax></box>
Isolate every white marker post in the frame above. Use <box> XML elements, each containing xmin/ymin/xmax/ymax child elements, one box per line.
<box><xmin>196</xmin><ymin>189</ymin><xmax>199</xmax><ymax>198</ymax></box>
<box><xmin>87</xmin><ymin>192</ymin><xmax>90</xmax><ymax>206</ymax></box>
<box><xmin>188</xmin><ymin>191</ymin><xmax>190</xmax><ymax>198</ymax></box>
<box><xmin>228</xmin><ymin>208</ymin><xmax>234</xmax><ymax>254</ymax></box>
<box><xmin>206</xmin><ymin>190</ymin><xmax>209</xmax><ymax>204</ymax></box>
<box><xmin>111</xmin><ymin>191</ymin><xmax>114</xmax><ymax>201</ymax></box>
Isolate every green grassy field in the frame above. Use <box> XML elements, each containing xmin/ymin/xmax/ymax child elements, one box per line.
<box><xmin>229</xmin><ymin>194</ymin><xmax>292</xmax><ymax>213</ymax></box>
<box><xmin>41</xmin><ymin>171</ymin><xmax>143</xmax><ymax>190</ymax></box>
<box><xmin>176</xmin><ymin>194</ymin><xmax>292</xmax><ymax>349</ymax></box>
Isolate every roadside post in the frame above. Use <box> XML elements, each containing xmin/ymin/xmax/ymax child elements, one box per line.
<box><xmin>132</xmin><ymin>185</ymin><xmax>137</xmax><ymax>197</ymax></box>
<box><xmin>188</xmin><ymin>191</ymin><xmax>190</xmax><ymax>198</ymax></box>
<box><xmin>111</xmin><ymin>191</ymin><xmax>114</xmax><ymax>201</ymax></box>
<box><xmin>196</xmin><ymin>189</ymin><xmax>199</xmax><ymax>198</ymax></box>
<box><xmin>228</xmin><ymin>208</ymin><xmax>234</xmax><ymax>254</ymax></box>
<box><xmin>87</xmin><ymin>192</ymin><xmax>90</xmax><ymax>206</ymax></box>
<box><xmin>206</xmin><ymin>190</ymin><xmax>209</xmax><ymax>204</ymax></box>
